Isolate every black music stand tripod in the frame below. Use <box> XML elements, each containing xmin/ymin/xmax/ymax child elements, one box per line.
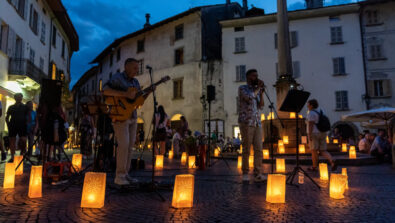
<box><xmin>279</xmin><ymin>89</ymin><xmax>320</xmax><ymax>190</ymax></box>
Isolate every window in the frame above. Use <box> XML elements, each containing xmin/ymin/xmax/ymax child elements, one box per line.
<box><xmin>236</xmin><ymin>65</ymin><xmax>246</xmax><ymax>82</ymax></box>
<box><xmin>40</xmin><ymin>22</ymin><xmax>45</xmax><ymax>43</ymax></box>
<box><xmin>110</xmin><ymin>53</ymin><xmax>113</xmax><ymax>67</ymax></box>
<box><xmin>29</xmin><ymin>7</ymin><xmax>38</xmax><ymax>35</ymax></box>
<box><xmin>175</xmin><ymin>48</ymin><xmax>184</xmax><ymax>65</ymax></box>
<box><xmin>99</xmin><ymin>79</ymin><xmax>103</xmax><ymax>91</ymax></box>
<box><xmin>61</xmin><ymin>40</ymin><xmax>65</xmax><ymax>58</ymax></box>
<box><xmin>330</xmin><ymin>27</ymin><xmax>343</xmax><ymax>44</ymax></box>
<box><xmin>274</xmin><ymin>31</ymin><xmax>298</xmax><ymax>49</ymax></box>
<box><xmin>0</xmin><ymin>24</ymin><xmax>8</xmax><ymax>52</ymax></box>
<box><xmin>52</xmin><ymin>25</ymin><xmax>57</xmax><ymax>47</ymax></box>
<box><xmin>366</xmin><ymin>10</ymin><xmax>379</xmax><ymax>25</ymax></box>
<box><xmin>235</xmin><ymin>37</ymin><xmax>245</xmax><ymax>53</ymax></box>
<box><xmin>138</xmin><ymin>59</ymin><xmax>144</xmax><ymax>75</ymax></box>
<box><xmin>234</xmin><ymin>26</ymin><xmax>244</xmax><ymax>32</ymax></box>
<box><xmin>39</xmin><ymin>57</ymin><xmax>44</xmax><ymax>71</ymax></box>
<box><xmin>17</xmin><ymin>0</ymin><xmax>26</xmax><ymax>18</ymax></box>
<box><xmin>374</xmin><ymin>80</ymin><xmax>384</xmax><ymax>97</ymax></box>
<box><xmin>117</xmin><ymin>48</ymin><xmax>121</xmax><ymax>61</ymax></box>
<box><xmin>175</xmin><ymin>24</ymin><xmax>184</xmax><ymax>40</ymax></box>
<box><xmin>137</xmin><ymin>39</ymin><xmax>145</xmax><ymax>53</ymax></box>
<box><xmin>333</xmin><ymin>57</ymin><xmax>346</xmax><ymax>75</ymax></box>
<box><xmin>29</xmin><ymin>48</ymin><xmax>35</xmax><ymax>64</ymax></box>
<box><xmin>335</xmin><ymin>91</ymin><xmax>349</xmax><ymax>110</ymax></box>
<box><xmin>173</xmin><ymin>79</ymin><xmax>183</xmax><ymax>99</ymax></box>
<box><xmin>329</xmin><ymin>16</ymin><xmax>340</xmax><ymax>22</ymax></box>
<box><xmin>369</xmin><ymin>44</ymin><xmax>384</xmax><ymax>59</ymax></box>
<box><xmin>368</xmin><ymin>79</ymin><xmax>391</xmax><ymax>98</ymax></box>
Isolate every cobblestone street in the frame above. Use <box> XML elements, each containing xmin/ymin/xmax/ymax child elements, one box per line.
<box><xmin>0</xmin><ymin>155</ymin><xmax>394</xmax><ymax>223</ymax></box>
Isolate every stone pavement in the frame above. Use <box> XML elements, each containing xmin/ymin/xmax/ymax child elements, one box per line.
<box><xmin>0</xmin><ymin>154</ymin><xmax>394</xmax><ymax>223</ymax></box>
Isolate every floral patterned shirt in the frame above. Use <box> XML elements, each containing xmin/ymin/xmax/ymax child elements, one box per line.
<box><xmin>238</xmin><ymin>85</ymin><xmax>263</xmax><ymax>127</ymax></box>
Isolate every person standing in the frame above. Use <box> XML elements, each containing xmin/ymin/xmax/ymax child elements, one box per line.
<box><xmin>103</xmin><ymin>58</ymin><xmax>153</xmax><ymax>186</ymax></box>
<box><xmin>0</xmin><ymin>100</ymin><xmax>6</xmax><ymax>161</ymax></box>
<box><xmin>6</xmin><ymin>93</ymin><xmax>28</xmax><ymax>163</ymax></box>
<box><xmin>238</xmin><ymin>69</ymin><xmax>266</xmax><ymax>182</ymax></box>
<box><xmin>26</xmin><ymin>101</ymin><xmax>37</xmax><ymax>157</ymax></box>
<box><xmin>154</xmin><ymin>105</ymin><xmax>168</xmax><ymax>155</ymax></box>
<box><xmin>306</xmin><ymin>99</ymin><xmax>337</xmax><ymax>171</ymax></box>
<box><xmin>79</xmin><ymin>110</ymin><xmax>94</xmax><ymax>158</ymax></box>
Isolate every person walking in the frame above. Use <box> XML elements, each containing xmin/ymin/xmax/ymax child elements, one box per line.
<box><xmin>306</xmin><ymin>99</ymin><xmax>337</xmax><ymax>171</ymax></box>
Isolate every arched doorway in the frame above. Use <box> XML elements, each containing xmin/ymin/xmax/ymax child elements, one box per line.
<box><xmin>170</xmin><ymin>114</ymin><xmax>183</xmax><ymax>131</ymax></box>
<box><xmin>332</xmin><ymin>121</ymin><xmax>359</xmax><ymax>144</ymax></box>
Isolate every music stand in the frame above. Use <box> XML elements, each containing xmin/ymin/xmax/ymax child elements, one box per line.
<box><xmin>279</xmin><ymin>89</ymin><xmax>320</xmax><ymax>189</ymax></box>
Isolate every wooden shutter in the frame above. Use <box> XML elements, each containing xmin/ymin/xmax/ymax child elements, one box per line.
<box><xmin>383</xmin><ymin>79</ymin><xmax>392</xmax><ymax>97</ymax></box>
<box><xmin>367</xmin><ymin>80</ymin><xmax>375</xmax><ymax>97</ymax></box>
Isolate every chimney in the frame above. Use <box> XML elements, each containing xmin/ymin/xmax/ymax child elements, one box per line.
<box><xmin>243</xmin><ymin>0</ymin><xmax>248</xmax><ymax>11</ymax></box>
<box><xmin>305</xmin><ymin>0</ymin><xmax>324</xmax><ymax>9</ymax></box>
<box><xmin>144</xmin><ymin>13</ymin><xmax>151</xmax><ymax>28</ymax></box>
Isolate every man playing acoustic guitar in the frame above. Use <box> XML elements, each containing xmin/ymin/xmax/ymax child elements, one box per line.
<box><xmin>103</xmin><ymin>58</ymin><xmax>153</xmax><ymax>186</ymax></box>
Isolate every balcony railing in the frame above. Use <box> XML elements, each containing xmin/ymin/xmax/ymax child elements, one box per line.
<box><xmin>8</xmin><ymin>58</ymin><xmax>46</xmax><ymax>83</ymax></box>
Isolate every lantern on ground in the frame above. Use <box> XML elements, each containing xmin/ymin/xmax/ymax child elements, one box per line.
<box><xmin>278</xmin><ymin>145</ymin><xmax>285</xmax><ymax>154</ymax></box>
<box><xmin>188</xmin><ymin>156</ymin><xmax>196</xmax><ymax>169</ymax></box>
<box><xmin>342</xmin><ymin>143</ymin><xmax>348</xmax><ymax>152</ymax></box>
<box><xmin>268</xmin><ymin>112</ymin><xmax>274</xmax><ymax>120</ymax></box>
<box><xmin>263</xmin><ymin>149</ymin><xmax>269</xmax><ymax>159</ymax></box>
<box><xmin>278</xmin><ymin>140</ymin><xmax>284</xmax><ymax>147</ymax></box>
<box><xmin>172</xmin><ymin>174</ymin><xmax>194</xmax><ymax>208</ymax></box>
<box><xmin>169</xmin><ymin>150</ymin><xmax>174</xmax><ymax>159</ymax></box>
<box><xmin>299</xmin><ymin>114</ymin><xmax>303</xmax><ymax>118</ymax></box>
<box><xmin>333</xmin><ymin>139</ymin><xmax>339</xmax><ymax>144</ymax></box>
<box><xmin>81</xmin><ymin>172</ymin><xmax>106</xmax><ymax>208</ymax></box>
<box><xmin>261</xmin><ymin>114</ymin><xmax>266</xmax><ymax>121</ymax></box>
<box><xmin>214</xmin><ymin>147</ymin><xmax>220</xmax><ymax>157</ymax></box>
<box><xmin>237</xmin><ymin>156</ymin><xmax>242</xmax><ymax>168</ymax></box>
<box><xmin>249</xmin><ymin>155</ymin><xmax>254</xmax><ymax>168</ymax></box>
<box><xmin>239</xmin><ymin>145</ymin><xmax>243</xmax><ymax>154</ymax></box>
<box><xmin>319</xmin><ymin>163</ymin><xmax>329</xmax><ymax>180</ymax></box>
<box><xmin>329</xmin><ymin>173</ymin><xmax>347</xmax><ymax>199</ymax></box>
<box><xmin>266</xmin><ymin>174</ymin><xmax>286</xmax><ymax>203</ymax></box>
<box><xmin>299</xmin><ymin>144</ymin><xmax>305</xmax><ymax>154</ymax></box>
<box><xmin>289</xmin><ymin>112</ymin><xmax>296</xmax><ymax>119</ymax></box>
<box><xmin>28</xmin><ymin>166</ymin><xmax>42</xmax><ymax>198</ymax></box>
<box><xmin>283</xmin><ymin>136</ymin><xmax>289</xmax><ymax>145</ymax></box>
<box><xmin>349</xmin><ymin>146</ymin><xmax>356</xmax><ymax>159</ymax></box>
<box><xmin>249</xmin><ymin>145</ymin><xmax>254</xmax><ymax>155</ymax></box>
<box><xmin>276</xmin><ymin>158</ymin><xmax>286</xmax><ymax>173</ymax></box>
<box><xmin>72</xmin><ymin>154</ymin><xmax>83</xmax><ymax>172</ymax></box>
<box><xmin>342</xmin><ymin>168</ymin><xmax>349</xmax><ymax>189</ymax></box>
<box><xmin>3</xmin><ymin>162</ymin><xmax>15</xmax><ymax>189</ymax></box>
<box><xmin>326</xmin><ymin>136</ymin><xmax>330</xmax><ymax>143</ymax></box>
<box><xmin>14</xmin><ymin>155</ymin><xmax>23</xmax><ymax>175</ymax></box>
<box><xmin>301</xmin><ymin>136</ymin><xmax>307</xmax><ymax>144</ymax></box>
<box><xmin>155</xmin><ymin>155</ymin><xmax>164</xmax><ymax>169</ymax></box>
<box><xmin>181</xmin><ymin>152</ymin><xmax>187</xmax><ymax>165</ymax></box>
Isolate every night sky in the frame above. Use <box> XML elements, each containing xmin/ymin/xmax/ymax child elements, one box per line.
<box><xmin>63</xmin><ymin>0</ymin><xmax>357</xmax><ymax>88</ymax></box>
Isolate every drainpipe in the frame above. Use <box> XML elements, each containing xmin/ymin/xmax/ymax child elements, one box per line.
<box><xmin>358</xmin><ymin>6</ymin><xmax>370</xmax><ymax>110</ymax></box>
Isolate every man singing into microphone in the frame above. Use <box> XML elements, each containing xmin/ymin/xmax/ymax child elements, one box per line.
<box><xmin>238</xmin><ymin>69</ymin><xmax>266</xmax><ymax>183</ymax></box>
<box><xmin>103</xmin><ymin>58</ymin><xmax>143</xmax><ymax>186</ymax></box>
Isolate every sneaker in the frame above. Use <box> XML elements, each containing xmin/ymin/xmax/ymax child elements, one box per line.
<box><xmin>114</xmin><ymin>177</ymin><xmax>130</xmax><ymax>186</ymax></box>
<box><xmin>1</xmin><ymin>152</ymin><xmax>6</xmax><ymax>161</ymax></box>
<box><xmin>126</xmin><ymin>175</ymin><xmax>139</xmax><ymax>183</ymax></box>
<box><xmin>254</xmin><ymin>174</ymin><xmax>267</xmax><ymax>183</ymax></box>
<box><xmin>242</xmin><ymin>174</ymin><xmax>249</xmax><ymax>182</ymax></box>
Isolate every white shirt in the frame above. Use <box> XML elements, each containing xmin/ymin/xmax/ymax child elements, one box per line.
<box><xmin>307</xmin><ymin>109</ymin><xmax>322</xmax><ymax>134</ymax></box>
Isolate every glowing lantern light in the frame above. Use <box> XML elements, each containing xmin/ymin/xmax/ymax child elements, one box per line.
<box><xmin>81</xmin><ymin>172</ymin><xmax>106</xmax><ymax>208</ymax></box>
<box><xmin>301</xmin><ymin>136</ymin><xmax>307</xmax><ymax>144</ymax></box>
<box><xmin>319</xmin><ymin>163</ymin><xmax>329</xmax><ymax>180</ymax></box>
<box><xmin>278</xmin><ymin>140</ymin><xmax>284</xmax><ymax>147</ymax></box>
<box><xmin>148</xmin><ymin>144</ymin><xmax>152</xmax><ymax>149</ymax></box>
<box><xmin>249</xmin><ymin>155</ymin><xmax>254</xmax><ymax>168</ymax></box>
<box><xmin>268</xmin><ymin>112</ymin><xmax>274</xmax><ymax>120</ymax></box>
<box><xmin>250</xmin><ymin>145</ymin><xmax>254</xmax><ymax>155</ymax></box>
<box><xmin>214</xmin><ymin>148</ymin><xmax>220</xmax><ymax>157</ymax></box>
<box><xmin>155</xmin><ymin>155</ymin><xmax>164</xmax><ymax>169</ymax></box>
<box><xmin>276</xmin><ymin>158</ymin><xmax>286</xmax><ymax>173</ymax></box>
<box><xmin>283</xmin><ymin>136</ymin><xmax>289</xmax><ymax>144</ymax></box>
<box><xmin>299</xmin><ymin>144</ymin><xmax>305</xmax><ymax>154</ymax></box>
<box><xmin>299</xmin><ymin>114</ymin><xmax>303</xmax><ymax>118</ymax></box>
<box><xmin>237</xmin><ymin>156</ymin><xmax>242</xmax><ymax>169</ymax></box>
<box><xmin>329</xmin><ymin>173</ymin><xmax>347</xmax><ymax>199</ymax></box>
<box><xmin>333</xmin><ymin>139</ymin><xmax>339</xmax><ymax>144</ymax></box>
<box><xmin>3</xmin><ymin>162</ymin><xmax>15</xmax><ymax>189</ymax></box>
<box><xmin>342</xmin><ymin>168</ymin><xmax>349</xmax><ymax>189</ymax></box>
<box><xmin>261</xmin><ymin>113</ymin><xmax>266</xmax><ymax>121</ymax></box>
<box><xmin>266</xmin><ymin>174</ymin><xmax>286</xmax><ymax>203</ymax></box>
<box><xmin>326</xmin><ymin>136</ymin><xmax>330</xmax><ymax>143</ymax></box>
<box><xmin>72</xmin><ymin>154</ymin><xmax>83</xmax><ymax>172</ymax></box>
<box><xmin>263</xmin><ymin>150</ymin><xmax>269</xmax><ymax>159</ymax></box>
<box><xmin>349</xmin><ymin>146</ymin><xmax>356</xmax><ymax>159</ymax></box>
<box><xmin>172</xmin><ymin>174</ymin><xmax>194</xmax><ymax>208</ymax></box>
<box><xmin>188</xmin><ymin>156</ymin><xmax>196</xmax><ymax>169</ymax></box>
<box><xmin>278</xmin><ymin>145</ymin><xmax>285</xmax><ymax>154</ymax></box>
<box><xmin>342</xmin><ymin>144</ymin><xmax>348</xmax><ymax>152</ymax></box>
<box><xmin>239</xmin><ymin>145</ymin><xmax>243</xmax><ymax>154</ymax></box>
<box><xmin>181</xmin><ymin>152</ymin><xmax>187</xmax><ymax>165</ymax></box>
<box><xmin>14</xmin><ymin>155</ymin><xmax>23</xmax><ymax>175</ymax></box>
<box><xmin>28</xmin><ymin>166</ymin><xmax>42</xmax><ymax>198</ymax></box>
<box><xmin>168</xmin><ymin>150</ymin><xmax>174</xmax><ymax>159</ymax></box>
<box><xmin>289</xmin><ymin>112</ymin><xmax>296</xmax><ymax>119</ymax></box>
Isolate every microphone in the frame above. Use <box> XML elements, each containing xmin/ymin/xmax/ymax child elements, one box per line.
<box><xmin>146</xmin><ymin>65</ymin><xmax>152</xmax><ymax>70</ymax></box>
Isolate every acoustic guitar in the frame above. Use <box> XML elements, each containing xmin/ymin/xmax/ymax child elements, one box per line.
<box><xmin>104</xmin><ymin>76</ymin><xmax>170</xmax><ymax>121</ymax></box>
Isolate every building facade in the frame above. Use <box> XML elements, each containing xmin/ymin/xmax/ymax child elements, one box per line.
<box><xmin>221</xmin><ymin>4</ymin><xmax>366</xmax><ymax>139</ymax></box>
<box><xmin>0</xmin><ymin>0</ymin><xmax>78</xmax><ymax>133</ymax></box>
